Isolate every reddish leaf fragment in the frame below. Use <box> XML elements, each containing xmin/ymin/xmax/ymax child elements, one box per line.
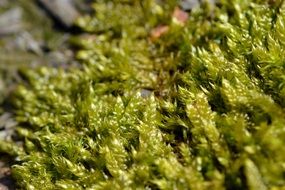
<box><xmin>150</xmin><ymin>25</ymin><xmax>170</xmax><ymax>40</ymax></box>
<box><xmin>172</xmin><ymin>7</ymin><xmax>189</xmax><ymax>25</ymax></box>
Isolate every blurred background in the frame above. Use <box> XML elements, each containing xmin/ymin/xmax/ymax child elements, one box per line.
<box><xmin>0</xmin><ymin>1</ymin><xmax>92</xmax><ymax>189</ymax></box>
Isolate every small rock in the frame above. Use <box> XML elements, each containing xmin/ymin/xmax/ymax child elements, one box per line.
<box><xmin>72</xmin><ymin>0</ymin><xmax>93</xmax><ymax>13</ymax></box>
<box><xmin>0</xmin><ymin>113</ymin><xmax>17</xmax><ymax>141</ymax></box>
<box><xmin>0</xmin><ymin>113</ymin><xmax>10</xmax><ymax>129</ymax></box>
<box><xmin>0</xmin><ymin>0</ymin><xmax>8</xmax><ymax>7</ymax></box>
<box><xmin>14</xmin><ymin>32</ymin><xmax>43</xmax><ymax>55</ymax></box>
<box><xmin>38</xmin><ymin>0</ymin><xmax>80</xmax><ymax>27</ymax></box>
<box><xmin>180</xmin><ymin>0</ymin><xmax>217</xmax><ymax>13</ymax></box>
<box><xmin>180</xmin><ymin>0</ymin><xmax>200</xmax><ymax>11</ymax></box>
<box><xmin>0</xmin><ymin>113</ymin><xmax>17</xmax><ymax>130</ymax></box>
<box><xmin>0</xmin><ymin>8</ymin><xmax>23</xmax><ymax>36</ymax></box>
<box><xmin>141</xmin><ymin>89</ymin><xmax>152</xmax><ymax>98</ymax></box>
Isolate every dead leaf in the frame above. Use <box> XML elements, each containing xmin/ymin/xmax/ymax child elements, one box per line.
<box><xmin>172</xmin><ymin>7</ymin><xmax>189</xmax><ymax>25</ymax></box>
<box><xmin>150</xmin><ymin>25</ymin><xmax>169</xmax><ymax>40</ymax></box>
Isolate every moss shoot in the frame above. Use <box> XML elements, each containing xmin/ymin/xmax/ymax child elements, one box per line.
<box><xmin>1</xmin><ymin>0</ymin><xmax>285</xmax><ymax>189</ymax></box>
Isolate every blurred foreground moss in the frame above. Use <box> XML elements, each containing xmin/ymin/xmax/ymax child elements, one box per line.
<box><xmin>1</xmin><ymin>0</ymin><xmax>285</xmax><ymax>189</ymax></box>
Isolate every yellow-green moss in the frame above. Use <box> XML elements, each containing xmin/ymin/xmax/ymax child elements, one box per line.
<box><xmin>1</xmin><ymin>0</ymin><xmax>285</xmax><ymax>189</ymax></box>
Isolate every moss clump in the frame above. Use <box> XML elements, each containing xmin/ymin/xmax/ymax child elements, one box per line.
<box><xmin>1</xmin><ymin>0</ymin><xmax>285</xmax><ymax>189</ymax></box>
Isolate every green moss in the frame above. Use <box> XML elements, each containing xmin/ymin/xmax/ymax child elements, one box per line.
<box><xmin>1</xmin><ymin>0</ymin><xmax>285</xmax><ymax>189</ymax></box>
